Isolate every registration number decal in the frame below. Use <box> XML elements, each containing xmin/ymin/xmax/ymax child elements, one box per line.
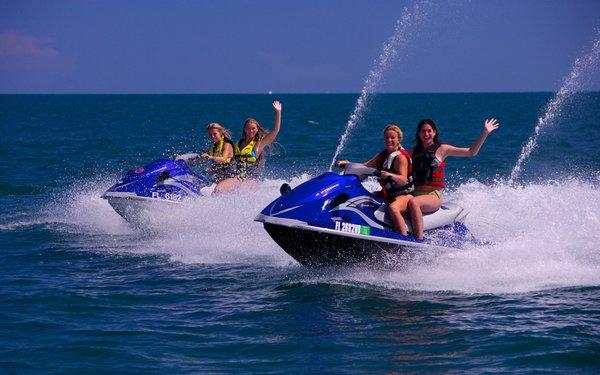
<box><xmin>151</xmin><ymin>192</ymin><xmax>182</xmax><ymax>201</ymax></box>
<box><xmin>334</xmin><ymin>221</ymin><xmax>371</xmax><ymax>235</ymax></box>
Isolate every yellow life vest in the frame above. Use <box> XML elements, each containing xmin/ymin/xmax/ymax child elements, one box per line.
<box><xmin>234</xmin><ymin>139</ymin><xmax>258</xmax><ymax>165</ymax></box>
<box><xmin>208</xmin><ymin>136</ymin><xmax>233</xmax><ymax>163</ymax></box>
<box><xmin>234</xmin><ymin>139</ymin><xmax>261</xmax><ymax>179</ymax></box>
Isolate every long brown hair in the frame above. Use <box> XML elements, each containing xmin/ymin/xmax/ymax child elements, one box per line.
<box><xmin>413</xmin><ymin>118</ymin><xmax>440</xmax><ymax>155</ymax></box>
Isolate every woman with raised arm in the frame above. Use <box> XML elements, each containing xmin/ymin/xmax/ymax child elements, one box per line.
<box><xmin>407</xmin><ymin>118</ymin><xmax>500</xmax><ymax>239</ymax></box>
<box><xmin>336</xmin><ymin>124</ymin><xmax>414</xmax><ymax>236</ymax></box>
<box><xmin>213</xmin><ymin>100</ymin><xmax>282</xmax><ymax>194</ymax></box>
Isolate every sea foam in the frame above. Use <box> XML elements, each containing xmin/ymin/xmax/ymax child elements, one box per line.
<box><xmin>28</xmin><ymin>172</ymin><xmax>600</xmax><ymax>294</ymax></box>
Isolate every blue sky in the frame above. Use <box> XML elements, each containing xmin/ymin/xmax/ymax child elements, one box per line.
<box><xmin>0</xmin><ymin>0</ymin><xmax>598</xmax><ymax>93</ymax></box>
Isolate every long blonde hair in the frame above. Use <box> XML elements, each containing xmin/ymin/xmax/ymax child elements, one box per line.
<box><xmin>206</xmin><ymin>122</ymin><xmax>232</xmax><ymax>141</ymax></box>
<box><xmin>242</xmin><ymin>118</ymin><xmax>268</xmax><ymax>143</ymax></box>
<box><xmin>241</xmin><ymin>118</ymin><xmax>279</xmax><ymax>163</ymax></box>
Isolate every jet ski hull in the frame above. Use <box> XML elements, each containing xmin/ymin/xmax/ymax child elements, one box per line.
<box><xmin>102</xmin><ymin>159</ymin><xmax>211</xmax><ymax>225</ymax></box>
<box><xmin>263</xmin><ymin>222</ymin><xmax>427</xmax><ymax>267</ymax></box>
<box><xmin>103</xmin><ymin>193</ymin><xmax>182</xmax><ymax>227</ymax></box>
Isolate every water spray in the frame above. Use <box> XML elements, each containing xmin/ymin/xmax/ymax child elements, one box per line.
<box><xmin>508</xmin><ymin>31</ymin><xmax>600</xmax><ymax>183</ymax></box>
<box><xmin>329</xmin><ymin>1</ymin><xmax>428</xmax><ymax>170</ymax></box>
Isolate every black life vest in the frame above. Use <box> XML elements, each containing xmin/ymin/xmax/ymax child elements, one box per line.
<box><xmin>412</xmin><ymin>143</ymin><xmax>445</xmax><ymax>188</ymax></box>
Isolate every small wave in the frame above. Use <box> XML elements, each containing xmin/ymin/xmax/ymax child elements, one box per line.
<box><xmin>0</xmin><ymin>220</ymin><xmax>47</xmax><ymax>231</ymax></box>
<box><xmin>0</xmin><ymin>182</ymin><xmax>42</xmax><ymax>196</ymax></box>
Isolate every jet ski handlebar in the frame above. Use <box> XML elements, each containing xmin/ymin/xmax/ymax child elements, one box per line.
<box><xmin>175</xmin><ymin>153</ymin><xmax>200</xmax><ymax>163</ymax></box>
<box><xmin>342</xmin><ymin>162</ymin><xmax>380</xmax><ymax>180</ymax></box>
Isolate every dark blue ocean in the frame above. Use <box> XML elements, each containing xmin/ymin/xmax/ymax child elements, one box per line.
<box><xmin>1</xmin><ymin>93</ymin><xmax>599</xmax><ymax>373</ymax></box>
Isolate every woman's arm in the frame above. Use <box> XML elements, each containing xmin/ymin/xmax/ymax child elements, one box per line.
<box><xmin>203</xmin><ymin>142</ymin><xmax>233</xmax><ymax>164</ymax></box>
<box><xmin>380</xmin><ymin>153</ymin><xmax>409</xmax><ymax>185</ymax></box>
<box><xmin>255</xmin><ymin>101</ymin><xmax>282</xmax><ymax>156</ymax></box>
<box><xmin>364</xmin><ymin>153</ymin><xmax>382</xmax><ymax>168</ymax></box>
<box><xmin>336</xmin><ymin>151</ymin><xmax>382</xmax><ymax>169</ymax></box>
<box><xmin>439</xmin><ymin>118</ymin><xmax>499</xmax><ymax>159</ymax></box>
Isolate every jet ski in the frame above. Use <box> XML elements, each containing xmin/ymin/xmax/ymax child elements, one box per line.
<box><xmin>102</xmin><ymin>157</ymin><xmax>212</xmax><ymax>225</ymax></box>
<box><xmin>255</xmin><ymin>163</ymin><xmax>471</xmax><ymax>267</ymax></box>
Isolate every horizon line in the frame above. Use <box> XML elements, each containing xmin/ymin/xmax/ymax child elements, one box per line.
<box><xmin>1</xmin><ymin>90</ymin><xmax>600</xmax><ymax>95</ymax></box>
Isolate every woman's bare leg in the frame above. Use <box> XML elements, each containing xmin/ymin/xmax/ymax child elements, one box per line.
<box><xmin>408</xmin><ymin>195</ymin><xmax>441</xmax><ymax>240</ymax></box>
<box><xmin>213</xmin><ymin>177</ymin><xmax>241</xmax><ymax>195</ymax></box>
<box><xmin>213</xmin><ymin>178</ymin><xmax>261</xmax><ymax>195</ymax></box>
<box><xmin>388</xmin><ymin>195</ymin><xmax>411</xmax><ymax>235</ymax></box>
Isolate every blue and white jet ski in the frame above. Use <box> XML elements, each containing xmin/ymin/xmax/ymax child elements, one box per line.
<box><xmin>102</xmin><ymin>157</ymin><xmax>212</xmax><ymax>225</ymax></box>
<box><xmin>255</xmin><ymin>163</ymin><xmax>470</xmax><ymax>266</ymax></box>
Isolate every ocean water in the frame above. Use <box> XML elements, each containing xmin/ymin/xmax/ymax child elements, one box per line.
<box><xmin>1</xmin><ymin>93</ymin><xmax>599</xmax><ymax>372</ymax></box>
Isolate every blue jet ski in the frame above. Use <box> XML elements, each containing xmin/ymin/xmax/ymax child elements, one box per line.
<box><xmin>255</xmin><ymin>163</ymin><xmax>470</xmax><ymax>266</ymax></box>
<box><xmin>102</xmin><ymin>157</ymin><xmax>212</xmax><ymax>225</ymax></box>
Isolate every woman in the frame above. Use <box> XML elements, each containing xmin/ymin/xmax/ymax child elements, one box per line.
<box><xmin>201</xmin><ymin>122</ymin><xmax>235</xmax><ymax>183</ymax></box>
<box><xmin>408</xmin><ymin>118</ymin><xmax>499</xmax><ymax>239</ymax></box>
<box><xmin>213</xmin><ymin>100</ymin><xmax>282</xmax><ymax>194</ymax></box>
<box><xmin>175</xmin><ymin>122</ymin><xmax>234</xmax><ymax>183</ymax></box>
<box><xmin>337</xmin><ymin>124</ymin><xmax>414</xmax><ymax>235</ymax></box>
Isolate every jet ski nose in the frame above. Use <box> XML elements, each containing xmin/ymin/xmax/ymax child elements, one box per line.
<box><xmin>280</xmin><ymin>183</ymin><xmax>292</xmax><ymax>195</ymax></box>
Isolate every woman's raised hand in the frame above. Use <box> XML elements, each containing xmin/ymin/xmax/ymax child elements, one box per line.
<box><xmin>272</xmin><ymin>100</ymin><xmax>282</xmax><ymax>112</ymax></box>
<box><xmin>336</xmin><ymin>160</ymin><xmax>349</xmax><ymax>168</ymax></box>
<box><xmin>484</xmin><ymin>118</ymin><xmax>500</xmax><ymax>134</ymax></box>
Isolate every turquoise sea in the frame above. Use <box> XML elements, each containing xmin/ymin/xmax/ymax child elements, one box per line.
<box><xmin>1</xmin><ymin>93</ymin><xmax>599</xmax><ymax>372</ymax></box>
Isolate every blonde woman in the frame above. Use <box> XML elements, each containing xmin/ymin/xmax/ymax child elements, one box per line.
<box><xmin>201</xmin><ymin>122</ymin><xmax>235</xmax><ymax>183</ymax></box>
<box><xmin>175</xmin><ymin>122</ymin><xmax>234</xmax><ymax>183</ymax></box>
<box><xmin>337</xmin><ymin>124</ymin><xmax>414</xmax><ymax>235</ymax></box>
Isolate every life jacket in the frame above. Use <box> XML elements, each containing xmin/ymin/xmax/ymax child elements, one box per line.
<box><xmin>207</xmin><ymin>136</ymin><xmax>234</xmax><ymax>182</ymax></box>
<box><xmin>412</xmin><ymin>143</ymin><xmax>445</xmax><ymax>188</ymax></box>
<box><xmin>208</xmin><ymin>136</ymin><xmax>234</xmax><ymax>161</ymax></box>
<box><xmin>234</xmin><ymin>139</ymin><xmax>260</xmax><ymax>179</ymax></box>
<box><xmin>378</xmin><ymin>147</ymin><xmax>414</xmax><ymax>200</ymax></box>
